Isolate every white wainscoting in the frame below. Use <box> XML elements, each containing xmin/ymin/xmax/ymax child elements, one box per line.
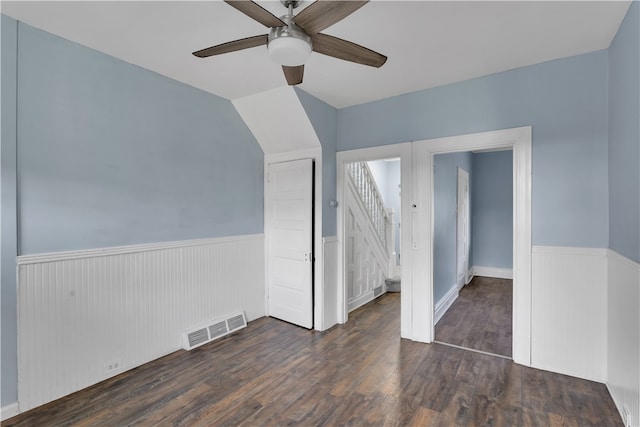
<box><xmin>16</xmin><ymin>234</ymin><xmax>265</xmax><ymax>413</ymax></box>
<box><xmin>323</xmin><ymin>236</ymin><xmax>339</xmax><ymax>330</ymax></box>
<box><xmin>606</xmin><ymin>249</ymin><xmax>640</xmax><ymax>427</ymax></box>
<box><xmin>531</xmin><ymin>246</ymin><xmax>607</xmax><ymax>382</ymax></box>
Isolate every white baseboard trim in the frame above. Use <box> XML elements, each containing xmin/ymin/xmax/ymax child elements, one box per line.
<box><xmin>529</xmin><ymin>360</ymin><xmax>604</xmax><ymax>384</ymax></box>
<box><xmin>605</xmin><ymin>383</ymin><xmax>630</xmax><ymax>427</ymax></box>
<box><xmin>1</xmin><ymin>402</ymin><xmax>19</xmax><ymax>421</ymax></box>
<box><xmin>348</xmin><ymin>291</ymin><xmax>374</xmax><ymax>312</ymax></box>
<box><xmin>471</xmin><ymin>266</ymin><xmax>513</xmax><ymax>280</ymax></box>
<box><xmin>434</xmin><ymin>284</ymin><xmax>459</xmax><ymax>325</ymax></box>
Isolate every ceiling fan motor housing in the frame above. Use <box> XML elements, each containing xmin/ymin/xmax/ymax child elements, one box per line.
<box><xmin>268</xmin><ymin>17</ymin><xmax>312</xmax><ymax>66</ymax></box>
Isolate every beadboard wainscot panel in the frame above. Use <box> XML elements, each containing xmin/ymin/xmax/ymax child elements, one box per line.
<box><xmin>16</xmin><ymin>234</ymin><xmax>265</xmax><ymax>413</ymax></box>
<box><xmin>323</xmin><ymin>236</ymin><xmax>339</xmax><ymax>330</ymax></box>
<box><xmin>607</xmin><ymin>249</ymin><xmax>640</xmax><ymax>427</ymax></box>
<box><xmin>531</xmin><ymin>246</ymin><xmax>607</xmax><ymax>382</ymax></box>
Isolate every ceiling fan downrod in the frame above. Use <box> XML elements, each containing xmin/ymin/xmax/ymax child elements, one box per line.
<box><xmin>280</xmin><ymin>0</ymin><xmax>301</xmax><ymax>12</ymax></box>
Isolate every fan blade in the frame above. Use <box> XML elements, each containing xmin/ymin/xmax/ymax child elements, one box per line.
<box><xmin>225</xmin><ymin>1</ymin><xmax>286</xmax><ymax>28</ymax></box>
<box><xmin>193</xmin><ymin>35</ymin><xmax>268</xmax><ymax>58</ymax></box>
<box><xmin>312</xmin><ymin>33</ymin><xmax>386</xmax><ymax>67</ymax></box>
<box><xmin>282</xmin><ymin>65</ymin><xmax>304</xmax><ymax>85</ymax></box>
<box><xmin>293</xmin><ymin>1</ymin><xmax>368</xmax><ymax>35</ymax></box>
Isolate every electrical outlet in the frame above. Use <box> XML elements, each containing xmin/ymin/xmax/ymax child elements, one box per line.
<box><xmin>104</xmin><ymin>359</ymin><xmax>121</xmax><ymax>374</ymax></box>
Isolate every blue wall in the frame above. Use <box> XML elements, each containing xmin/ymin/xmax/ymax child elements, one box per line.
<box><xmin>433</xmin><ymin>152</ymin><xmax>473</xmax><ymax>303</ymax></box>
<box><xmin>608</xmin><ymin>1</ymin><xmax>640</xmax><ymax>263</ymax></box>
<box><xmin>1</xmin><ymin>18</ymin><xmax>263</xmax><ymax>406</ymax></box>
<box><xmin>295</xmin><ymin>88</ymin><xmax>338</xmax><ymax>237</ymax></box>
<box><xmin>338</xmin><ymin>50</ymin><xmax>610</xmax><ymax>250</ymax></box>
<box><xmin>17</xmin><ymin>22</ymin><xmax>263</xmax><ymax>254</ymax></box>
<box><xmin>471</xmin><ymin>151</ymin><xmax>513</xmax><ymax>269</ymax></box>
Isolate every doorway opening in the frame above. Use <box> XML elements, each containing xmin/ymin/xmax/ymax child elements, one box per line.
<box><xmin>336</xmin><ymin>127</ymin><xmax>531</xmax><ymax>367</ymax></box>
<box><xmin>415</xmin><ymin>127</ymin><xmax>531</xmax><ymax>366</ymax></box>
<box><xmin>343</xmin><ymin>158</ymin><xmax>401</xmax><ymax>313</ymax></box>
<box><xmin>432</xmin><ymin>150</ymin><xmax>514</xmax><ymax>359</ymax></box>
<box><xmin>336</xmin><ymin>142</ymin><xmax>412</xmax><ymax>333</ymax></box>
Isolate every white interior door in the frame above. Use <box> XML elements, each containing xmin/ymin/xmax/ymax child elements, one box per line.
<box><xmin>456</xmin><ymin>167</ymin><xmax>470</xmax><ymax>287</ymax></box>
<box><xmin>267</xmin><ymin>159</ymin><xmax>313</xmax><ymax>328</ymax></box>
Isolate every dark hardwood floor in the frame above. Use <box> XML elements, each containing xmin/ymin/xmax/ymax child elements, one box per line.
<box><xmin>3</xmin><ymin>292</ymin><xmax>622</xmax><ymax>426</ymax></box>
<box><xmin>436</xmin><ymin>276</ymin><xmax>513</xmax><ymax>358</ymax></box>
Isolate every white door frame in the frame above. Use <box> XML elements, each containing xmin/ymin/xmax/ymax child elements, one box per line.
<box><xmin>336</xmin><ymin>126</ymin><xmax>531</xmax><ymax>366</ymax></box>
<box><xmin>456</xmin><ymin>167</ymin><xmax>471</xmax><ymax>288</ymax></box>
<box><xmin>265</xmin><ymin>148</ymin><xmax>325</xmax><ymax>330</ymax></box>
<box><xmin>336</xmin><ymin>143</ymin><xmax>413</xmax><ymax>338</ymax></box>
<box><xmin>415</xmin><ymin>126</ymin><xmax>532</xmax><ymax>365</ymax></box>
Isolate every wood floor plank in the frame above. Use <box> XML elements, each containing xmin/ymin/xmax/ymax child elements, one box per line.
<box><xmin>436</xmin><ymin>276</ymin><xmax>513</xmax><ymax>357</ymax></box>
<box><xmin>408</xmin><ymin>405</ymin><xmax>440</xmax><ymax>426</ymax></box>
<box><xmin>2</xmin><ymin>292</ymin><xmax>623</xmax><ymax>427</ymax></box>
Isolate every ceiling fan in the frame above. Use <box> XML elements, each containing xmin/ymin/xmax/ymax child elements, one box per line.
<box><xmin>192</xmin><ymin>0</ymin><xmax>387</xmax><ymax>85</ymax></box>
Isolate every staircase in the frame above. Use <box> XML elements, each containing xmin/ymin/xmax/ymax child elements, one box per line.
<box><xmin>345</xmin><ymin>162</ymin><xmax>396</xmax><ymax>311</ymax></box>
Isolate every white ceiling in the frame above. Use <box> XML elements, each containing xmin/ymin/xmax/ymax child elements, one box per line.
<box><xmin>1</xmin><ymin>1</ymin><xmax>631</xmax><ymax>109</ymax></box>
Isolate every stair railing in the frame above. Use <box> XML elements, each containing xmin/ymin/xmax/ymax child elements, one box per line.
<box><xmin>346</xmin><ymin>162</ymin><xmax>390</xmax><ymax>251</ymax></box>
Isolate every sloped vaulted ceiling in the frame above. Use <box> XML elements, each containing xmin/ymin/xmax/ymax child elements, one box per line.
<box><xmin>1</xmin><ymin>1</ymin><xmax>631</xmax><ymax>109</ymax></box>
<box><xmin>233</xmin><ymin>87</ymin><xmax>321</xmax><ymax>154</ymax></box>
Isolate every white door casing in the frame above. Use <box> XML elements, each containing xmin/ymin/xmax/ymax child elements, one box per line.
<box><xmin>456</xmin><ymin>168</ymin><xmax>470</xmax><ymax>287</ymax></box>
<box><xmin>415</xmin><ymin>126</ymin><xmax>532</xmax><ymax>365</ymax></box>
<box><xmin>266</xmin><ymin>159</ymin><xmax>314</xmax><ymax>329</ymax></box>
<box><xmin>336</xmin><ymin>126</ymin><xmax>531</xmax><ymax>367</ymax></box>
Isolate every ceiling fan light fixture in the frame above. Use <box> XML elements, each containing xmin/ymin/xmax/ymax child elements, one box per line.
<box><xmin>268</xmin><ymin>24</ymin><xmax>312</xmax><ymax>66</ymax></box>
